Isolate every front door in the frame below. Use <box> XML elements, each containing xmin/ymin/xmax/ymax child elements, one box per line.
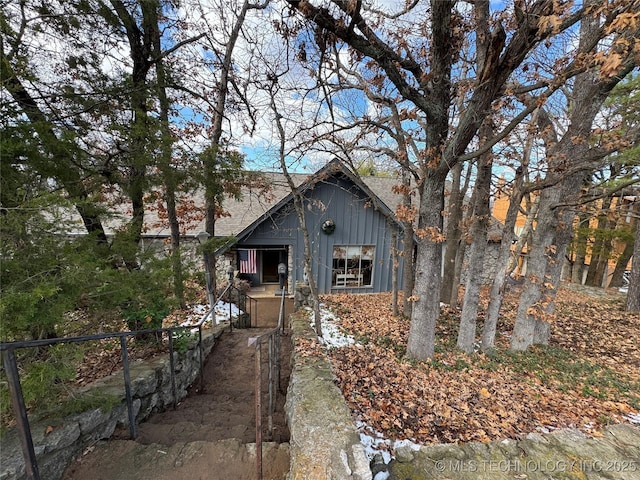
<box><xmin>262</xmin><ymin>250</ymin><xmax>282</xmax><ymax>283</ymax></box>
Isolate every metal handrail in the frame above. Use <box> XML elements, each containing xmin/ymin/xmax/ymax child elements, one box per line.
<box><xmin>0</xmin><ymin>284</ymin><xmax>242</xmax><ymax>480</ymax></box>
<box><xmin>252</xmin><ymin>288</ymin><xmax>287</xmax><ymax>480</ymax></box>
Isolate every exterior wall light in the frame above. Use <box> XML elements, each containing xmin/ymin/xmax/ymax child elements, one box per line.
<box><xmin>227</xmin><ymin>264</ymin><xmax>235</xmax><ymax>283</ymax></box>
<box><xmin>321</xmin><ymin>218</ymin><xmax>336</xmax><ymax>235</ymax></box>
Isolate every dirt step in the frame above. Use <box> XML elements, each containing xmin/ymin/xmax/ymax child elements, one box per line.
<box><xmin>63</xmin><ymin>328</ymin><xmax>292</xmax><ymax>480</ymax></box>
<box><xmin>62</xmin><ymin>438</ymin><xmax>290</xmax><ymax>480</ymax></box>
<box><xmin>136</xmin><ymin>418</ymin><xmax>253</xmax><ymax>445</ymax></box>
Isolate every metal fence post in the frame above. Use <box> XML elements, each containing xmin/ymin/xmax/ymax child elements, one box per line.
<box><xmin>119</xmin><ymin>336</ymin><xmax>137</xmax><ymax>439</ymax></box>
<box><xmin>168</xmin><ymin>332</ymin><xmax>177</xmax><ymax>409</ymax></box>
<box><xmin>268</xmin><ymin>335</ymin><xmax>274</xmax><ymax>440</ymax></box>
<box><xmin>2</xmin><ymin>349</ymin><xmax>40</xmax><ymax>480</ymax></box>
<box><xmin>198</xmin><ymin>325</ymin><xmax>204</xmax><ymax>392</ymax></box>
<box><xmin>255</xmin><ymin>340</ymin><xmax>262</xmax><ymax>480</ymax></box>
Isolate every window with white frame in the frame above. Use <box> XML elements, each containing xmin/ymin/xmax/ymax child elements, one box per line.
<box><xmin>332</xmin><ymin>245</ymin><xmax>374</xmax><ymax>287</ymax></box>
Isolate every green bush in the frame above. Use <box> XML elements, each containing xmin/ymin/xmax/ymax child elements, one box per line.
<box><xmin>122</xmin><ymin>300</ymin><xmax>170</xmax><ymax>333</ymax></box>
<box><xmin>1</xmin><ymin>344</ymin><xmax>84</xmax><ymax>432</ymax></box>
<box><xmin>170</xmin><ymin>327</ymin><xmax>194</xmax><ymax>353</ymax></box>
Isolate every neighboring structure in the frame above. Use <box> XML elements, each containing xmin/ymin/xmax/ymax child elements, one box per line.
<box><xmin>492</xmin><ymin>179</ymin><xmax>637</xmax><ymax>286</ymax></box>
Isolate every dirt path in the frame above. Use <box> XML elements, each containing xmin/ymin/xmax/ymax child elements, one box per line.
<box><xmin>62</xmin><ymin>327</ymin><xmax>291</xmax><ymax>480</ymax></box>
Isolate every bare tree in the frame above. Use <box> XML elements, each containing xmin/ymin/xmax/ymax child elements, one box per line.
<box><xmin>284</xmin><ymin>0</ymin><xmax>616</xmax><ymax>359</ymax></box>
<box><xmin>482</xmin><ymin>165</ymin><xmax>525</xmax><ymax>351</ymax></box>
<box><xmin>197</xmin><ymin>0</ymin><xmax>269</xmax><ymax>298</ymax></box>
<box><xmin>268</xmin><ymin>84</ymin><xmax>323</xmax><ymax>335</ymax></box>
<box><xmin>457</xmin><ymin>122</ymin><xmax>494</xmax><ymax>353</ymax></box>
<box><xmin>511</xmin><ymin>2</ymin><xmax>639</xmax><ymax>350</ymax></box>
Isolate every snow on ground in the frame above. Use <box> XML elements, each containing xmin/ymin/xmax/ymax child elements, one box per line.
<box><xmin>180</xmin><ymin>301</ymin><xmax>242</xmax><ymax>327</ymax></box>
<box><xmin>310</xmin><ymin>305</ymin><xmax>418</xmax><ymax>465</ymax></box>
<box><xmin>357</xmin><ymin>420</ymin><xmax>421</xmax><ymax>464</ymax></box>
<box><xmin>309</xmin><ymin>305</ymin><xmax>357</xmax><ymax>348</ymax></box>
<box><xmin>626</xmin><ymin>412</ymin><xmax>640</xmax><ymax>424</ymax></box>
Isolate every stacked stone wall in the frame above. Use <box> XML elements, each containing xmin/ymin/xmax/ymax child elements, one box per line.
<box><xmin>285</xmin><ymin>312</ymin><xmax>372</xmax><ymax>480</ymax></box>
<box><xmin>1</xmin><ymin>326</ymin><xmax>224</xmax><ymax>480</ymax></box>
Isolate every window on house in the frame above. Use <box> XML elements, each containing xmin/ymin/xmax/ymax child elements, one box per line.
<box><xmin>332</xmin><ymin>245</ymin><xmax>374</xmax><ymax>287</ymax></box>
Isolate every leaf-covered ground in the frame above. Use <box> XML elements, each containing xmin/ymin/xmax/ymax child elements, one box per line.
<box><xmin>317</xmin><ymin>285</ymin><xmax>640</xmax><ymax>445</ymax></box>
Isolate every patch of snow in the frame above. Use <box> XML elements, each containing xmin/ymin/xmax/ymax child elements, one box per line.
<box><xmin>356</xmin><ymin>420</ymin><xmax>421</xmax><ymax>464</ymax></box>
<box><xmin>309</xmin><ymin>305</ymin><xmax>357</xmax><ymax>348</ymax></box>
<box><xmin>374</xmin><ymin>472</ymin><xmax>390</xmax><ymax>480</ymax></box>
<box><xmin>625</xmin><ymin>412</ymin><xmax>640</xmax><ymax>425</ymax></box>
<box><xmin>394</xmin><ymin>438</ymin><xmax>422</xmax><ymax>451</ymax></box>
<box><xmin>214</xmin><ymin>300</ymin><xmax>241</xmax><ymax>324</ymax></box>
<box><xmin>180</xmin><ymin>301</ymin><xmax>242</xmax><ymax>327</ymax></box>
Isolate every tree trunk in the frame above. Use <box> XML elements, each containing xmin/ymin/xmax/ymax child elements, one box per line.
<box><xmin>450</xmin><ymin>239</ymin><xmax>468</xmax><ymax>306</ymax></box>
<box><xmin>610</xmin><ymin>232</ymin><xmax>635</xmax><ymax>288</ymax></box>
<box><xmin>585</xmin><ymin>196</ymin><xmax>614</xmax><ymax>287</ymax></box>
<box><xmin>166</xmin><ymin>189</ymin><xmax>185</xmax><ymax>305</ymax></box>
<box><xmin>511</xmin><ymin>165</ymin><xmax>586</xmax><ymax>350</ymax></box>
<box><xmin>508</xmin><ymin>195</ymin><xmax>538</xmax><ymax>275</ymax></box>
<box><xmin>401</xmin><ymin>168</ymin><xmax>416</xmax><ymax>318</ymax></box>
<box><xmin>457</xmin><ymin>123</ymin><xmax>493</xmax><ymax>353</ymax></box>
<box><xmin>449</xmin><ymin>161</ymin><xmax>474</xmax><ymax>306</ymax></box>
<box><xmin>482</xmin><ymin>166</ymin><xmax>524</xmax><ymax>351</ymax></box>
<box><xmin>203</xmin><ymin>0</ymin><xmax>252</xmax><ymax>297</ymax></box>
<box><xmin>511</xmin><ymin>184</ymin><xmax>561</xmax><ymax>351</ymax></box>
<box><xmin>441</xmin><ymin>162</ymin><xmax>464</xmax><ymax>304</ymax></box>
<box><xmin>153</xmin><ymin>5</ymin><xmax>185</xmax><ymax>307</ymax></box>
<box><xmin>111</xmin><ymin>0</ymin><xmax>160</xmax><ymax>268</ymax></box>
<box><xmin>269</xmin><ymin>86</ymin><xmax>322</xmax><ymax>335</ymax></box>
<box><xmin>407</xmin><ymin>174</ymin><xmax>446</xmax><ymax>360</ymax></box>
<box><xmin>285</xmin><ymin>183</ymin><xmax>321</xmax><ymax>335</ymax></box>
<box><xmin>584</xmin><ymin>234</ymin><xmax>604</xmax><ymax>286</ymax></box>
<box><xmin>626</xmin><ymin>218</ymin><xmax>639</xmax><ymax>311</ymax></box>
<box><xmin>535</xmin><ymin>194</ymin><xmax>580</xmax><ymax>345</ymax></box>
<box><xmin>570</xmin><ymin>210</ymin><xmax>590</xmax><ymax>284</ymax></box>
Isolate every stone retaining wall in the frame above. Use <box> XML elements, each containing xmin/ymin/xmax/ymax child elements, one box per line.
<box><xmin>285</xmin><ymin>312</ymin><xmax>372</xmax><ymax>480</ymax></box>
<box><xmin>385</xmin><ymin>424</ymin><xmax>640</xmax><ymax>480</ymax></box>
<box><xmin>0</xmin><ymin>325</ymin><xmax>225</xmax><ymax>480</ymax></box>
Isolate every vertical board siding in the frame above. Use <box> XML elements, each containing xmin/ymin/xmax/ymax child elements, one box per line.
<box><xmin>237</xmin><ymin>175</ymin><xmax>404</xmax><ymax>294</ymax></box>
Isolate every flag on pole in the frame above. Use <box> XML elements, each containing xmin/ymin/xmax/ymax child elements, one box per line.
<box><xmin>239</xmin><ymin>249</ymin><xmax>257</xmax><ymax>274</ymax></box>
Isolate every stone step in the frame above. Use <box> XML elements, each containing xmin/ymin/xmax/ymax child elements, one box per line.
<box><xmin>63</xmin><ymin>438</ymin><xmax>289</xmax><ymax>480</ymax></box>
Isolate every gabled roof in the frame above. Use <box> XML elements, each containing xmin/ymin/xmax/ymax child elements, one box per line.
<box><xmin>58</xmin><ymin>160</ymin><xmax>408</xmax><ymax>239</ymax></box>
<box><xmin>229</xmin><ymin>159</ymin><xmax>404</xmax><ymax>245</ymax></box>
<box><xmin>62</xmin><ymin>159</ymin><xmax>505</xmax><ymax>242</ymax></box>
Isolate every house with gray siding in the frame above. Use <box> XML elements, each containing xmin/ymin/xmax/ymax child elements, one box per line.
<box><xmin>61</xmin><ymin>154</ymin><xmax>509</xmax><ymax>303</ymax></box>
<box><xmin>221</xmin><ymin>159</ymin><xmax>406</xmax><ymax>295</ymax></box>
<box><xmin>60</xmin><ymin>158</ymin><xmax>409</xmax><ymax>301</ymax></box>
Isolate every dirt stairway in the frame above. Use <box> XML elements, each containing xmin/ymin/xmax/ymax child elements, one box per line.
<box><xmin>62</xmin><ymin>327</ymin><xmax>291</xmax><ymax>480</ymax></box>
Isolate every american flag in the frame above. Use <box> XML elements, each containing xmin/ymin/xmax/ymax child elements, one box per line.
<box><xmin>239</xmin><ymin>249</ymin><xmax>257</xmax><ymax>274</ymax></box>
